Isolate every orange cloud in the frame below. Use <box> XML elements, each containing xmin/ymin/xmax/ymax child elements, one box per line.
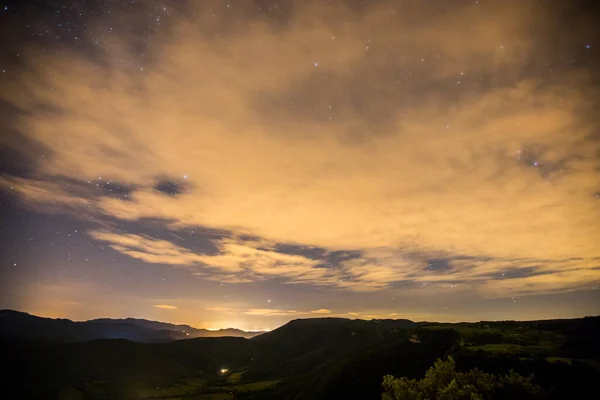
<box><xmin>154</xmin><ymin>304</ymin><xmax>177</xmax><ymax>310</ymax></box>
<box><xmin>1</xmin><ymin>0</ymin><xmax>598</xmax><ymax>298</ymax></box>
<box><xmin>310</xmin><ymin>309</ymin><xmax>333</xmax><ymax>315</ymax></box>
<box><xmin>203</xmin><ymin>307</ymin><xmax>335</xmax><ymax>318</ymax></box>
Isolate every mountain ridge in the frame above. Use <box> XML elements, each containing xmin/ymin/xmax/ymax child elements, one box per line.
<box><xmin>0</xmin><ymin>309</ymin><xmax>262</xmax><ymax>343</ymax></box>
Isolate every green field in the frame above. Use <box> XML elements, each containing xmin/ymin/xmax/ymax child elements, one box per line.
<box><xmin>467</xmin><ymin>343</ymin><xmax>535</xmax><ymax>354</ymax></box>
<box><xmin>421</xmin><ymin>322</ymin><xmax>558</xmax><ymax>358</ymax></box>
<box><xmin>126</xmin><ymin>376</ymin><xmax>208</xmax><ymax>399</ymax></box>
<box><xmin>124</xmin><ymin>374</ymin><xmax>278</xmax><ymax>399</ymax></box>
<box><xmin>546</xmin><ymin>356</ymin><xmax>573</xmax><ymax>365</ymax></box>
<box><xmin>166</xmin><ymin>394</ymin><xmax>233</xmax><ymax>400</ymax></box>
<box><xmin>421</xmin><ymin>325</ymin><xmax>499</xmax><ymax>337</ymax></box>
<box><xmin>230</xmin><ymin>380</ymin><xmax>279</xmax><ymax>392</ymax></box>
<box><xmin>225</xmin><ymin>370</ymin><xmax>244</xmax><ymax>384</ymax></box>
<box><xmin>126</xmin><ymin>379</ymin><xmax>280</xmax><ymax>399</ymax></box>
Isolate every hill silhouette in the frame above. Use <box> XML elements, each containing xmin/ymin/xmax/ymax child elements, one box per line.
<box><xmin>248</xmin><ymin>317</ymin><xmax>417</xmax><ymax>378</ymax></box>
<box><xmin>0</xmin><ymin>309</ymin><xmax>261</xmax><ymax>343</ymax></box>
<box><xmin>1</xmin><ymin>311</ymin><xmax>599</xmax><ymax>399</ymax></box>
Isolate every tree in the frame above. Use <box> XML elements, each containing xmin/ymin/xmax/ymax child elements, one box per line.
<box><xmin>382</xmin><ymin>357</ymin><xmax>545</xmax><ymax>400</ymax></box>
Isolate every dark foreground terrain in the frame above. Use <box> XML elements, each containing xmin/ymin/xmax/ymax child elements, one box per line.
<box><xmin>1</xmin><ymin>311</ymin><xmax>599</xmax><ymax>399</ymax></box>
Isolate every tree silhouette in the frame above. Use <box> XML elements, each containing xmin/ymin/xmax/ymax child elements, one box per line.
<box><xmin>382</xmin><ymin>357</ymin><xmax>545</xmax><ymax>400</ymax></box>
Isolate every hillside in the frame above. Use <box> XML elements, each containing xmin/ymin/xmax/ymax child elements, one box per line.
<box><xmin>247</xmin><ymin>317</ymin><xmax>416</xmax><ymax>378</ymax></box>
<box><xmin>1</xmin><ymin>314</ymin><xmax>599</xmax><ymax>399</ymax></box>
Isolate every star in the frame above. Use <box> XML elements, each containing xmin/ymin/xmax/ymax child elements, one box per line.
<box><xmin>0</xmin><ymin>0</ymin><xmax>597</xmax><ymax>333</ymax></box>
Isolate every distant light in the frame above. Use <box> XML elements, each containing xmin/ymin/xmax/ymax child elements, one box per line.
<box><xmin>586</xmin><ymin>44</ymin><xmax>591</xmax><ymax>49</ymax></box>
<box><xmin>314</xmin><ymin>62</ymin><xmax>319</xmax><ymax>67</ymax></box>
<box><xmin>220</xmin><ymin>368</ymin><xmax>229</xmax><ymax>375</ymax></box>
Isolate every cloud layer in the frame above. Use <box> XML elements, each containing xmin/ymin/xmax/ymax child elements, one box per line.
<box><xmin>154</xmin><ymin>304</ymin><xmax>177</xmax><ymax>310</ymax></box>
<box><xmin>1</xmin><ymin>0</ymin><xmax>599</xmax><ymax>299</ymax></box>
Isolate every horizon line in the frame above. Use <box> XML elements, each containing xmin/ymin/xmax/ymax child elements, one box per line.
<box><xmin>2</xmin><ymin>308</ymin><xmax>598</xmax><ymax>333</ymax></box>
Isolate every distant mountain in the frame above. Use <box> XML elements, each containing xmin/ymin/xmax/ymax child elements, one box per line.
<box><xmin>0</xmin><ymin>309</ymin><xmax>262</xmax><ymax>343</ymax></box>
<box><xmin>88</xmin><ymin>317</ymin><xmax>257</xmax><ymax>338</ymax></box>
<box><xmin>88</xmin><ymin>317</ymin><xmax>199</xmax><ymax>332</ymax></box>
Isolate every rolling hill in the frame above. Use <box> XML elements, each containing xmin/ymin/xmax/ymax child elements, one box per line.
<box><xmin>1</xmin><ymin>311</ymin><xmax>599</xmax><ymax>399</ymax></box>
<box><xmin>0</xmin><ymin>309</ymin><xmax>262</xmax><ymax>343</ymax></box>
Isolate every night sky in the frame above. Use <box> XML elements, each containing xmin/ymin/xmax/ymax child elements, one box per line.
<box><xmin>1</xmin><ymin>0</ymin><xmax>599</xmax><ymax>331</ymax></box>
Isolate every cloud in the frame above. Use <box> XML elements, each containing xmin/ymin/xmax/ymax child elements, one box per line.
<box><xmin>0</xmin><ymin>177</ymin><xmax>91</xmax><ymax>212</ymax></box>
<box><xmin>205</xmin><ymin>306</ymin><xmax>238</xmax><ymax>313</ymax></box>
<box><xmin>243</xmin><ymin>309</ymin><xmax>300</xmax><ymax>317</ymax></box>
<box><xmin>310</xmin><ymin>309</ymin><xmax>333</xmax><ymax>314</ymax></box>
<box><xmin>204</xmin><ymin>307</ymin><xmax>335</xmax><ymax>317</ymax></box>
<box><xmin>1</xmin><ymin>0</ymin><xmax>599</xmax><ymax>297</ymax></box>
<box><xmin>89</xmin><ymin>230</ymin><xmax>339</xmax><ymax>286</ymax></box>
<box><xmin>154</xmin><ymin>304</ymin><xmax>177</xmax><ymax>310</ymax></box>
<box><xmin>482</xmin><ymin>268</ymin><xmax>600</xmax><ymax>296</ymax></box>
<box><xmin>89</xmin><ymin>230</ymin><xmax>215</xmax><ymax>267</ymax></box>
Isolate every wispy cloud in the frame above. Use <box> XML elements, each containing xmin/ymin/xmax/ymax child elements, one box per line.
<box><xmin>1</xmin><ymin>0</ymin><xmax>598</xmax><ymax>298</ymax></box>
<box><xmin>481</xmin><ymin>268</ymin><xmax>600</xmax><ymax>296</ymax></box>
<box><xmin>0</xmin><ymin>177</ymin><xmax>91</xmax><ymax>212</ymax></box>
<box><xmin>205</xmin><ymin>306</ymin><xmax>238</xmax><ymax>313</ymax></box>
<box><xmin>243</xmin><ymin>309</ymin><xmax>300</xmax><ymax>317</ymax></box>
<box><xmin>89</xmin><ymin>230</ymin><xmax>339</xmax><ymax>286</ymax></box>
<box><xmin>154</xmin><ymin>304</ymin><xmax>177</xmax><ymax>310</ymax></box>
<box><xmin>310</xmin><ymin>309</ymin><xmax>333</xmax><ymax>314</ymax></box>
<box><xmin>204</xmin><ymin>307</ymin><xmax>335</xmax><ymax>318</ymax></box>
